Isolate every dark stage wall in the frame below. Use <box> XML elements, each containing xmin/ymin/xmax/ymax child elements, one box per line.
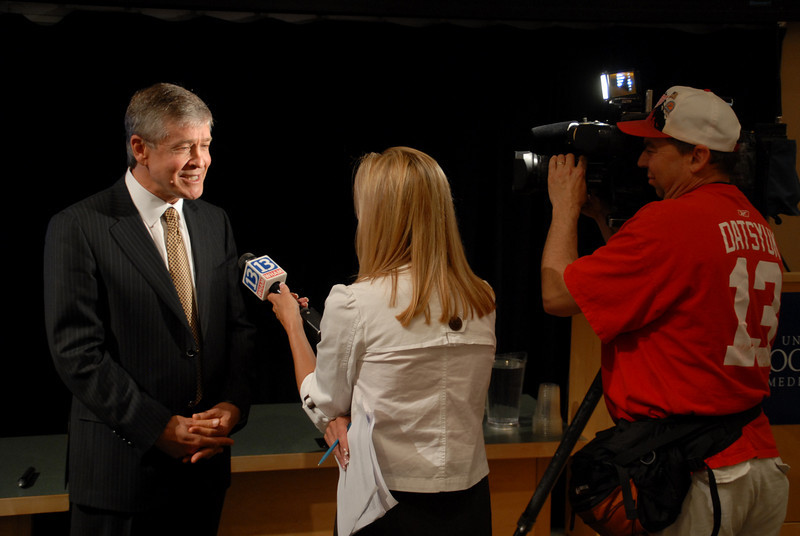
<box><xmin>1</xmin><ymin>10</ymin><xmax>784</xmax><ymax>436</ymax></box>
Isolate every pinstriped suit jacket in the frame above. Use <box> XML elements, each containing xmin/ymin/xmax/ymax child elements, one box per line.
<box><xmin>43</xmin><ymin>178</ymin><xmax>255</xmax><ymax>511</ymax></box>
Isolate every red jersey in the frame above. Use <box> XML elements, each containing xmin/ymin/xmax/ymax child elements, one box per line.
<box><xmin>564</xmin><ymin>183</ymin><xmax>782</xmax><ymax>469</ymax></box>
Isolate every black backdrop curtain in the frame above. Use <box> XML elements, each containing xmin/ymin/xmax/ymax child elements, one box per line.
<box><xmin>1</xmin><ymin>10</ymin><xmax>783</xmax><ymax>436</ymax></box>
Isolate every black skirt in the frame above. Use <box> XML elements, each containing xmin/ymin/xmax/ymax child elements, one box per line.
<box><xmin>351</xmin><ymin>476</ymin><xmax>492</xmax><ymax>536</ymax></box>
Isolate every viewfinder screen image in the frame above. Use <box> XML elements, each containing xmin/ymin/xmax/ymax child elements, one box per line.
<box><xmin>601</xmin><ymin>71</ymin><xmax>637</xmax><ymax>101</ymax></box>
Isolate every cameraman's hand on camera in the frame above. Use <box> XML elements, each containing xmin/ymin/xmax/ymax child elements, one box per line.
<box><xmin>581</xmin><ymin>192</ymin><xmax>607</xmax><ymax>221</ymax></box>
<box><xmin>548</xmin><ymin>153</ymin><xmax>587</xmax><ymax>221</ymax></box>
<box><xmin>581</xmin><ymin>193</ymin><xmax>616</xmax><ymax>243</ymax></box>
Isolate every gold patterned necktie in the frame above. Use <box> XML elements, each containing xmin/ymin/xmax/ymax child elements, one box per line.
<box><xmin>163</xmin><ymin>207</ymin><xmax>202</xmax><ymax>404</ymax></box>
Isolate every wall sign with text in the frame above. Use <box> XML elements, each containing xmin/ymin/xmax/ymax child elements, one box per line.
<box><xmin>763</xmin><ymin>292</ymin><xmax>800</xmax><ymax>425</ymax></box>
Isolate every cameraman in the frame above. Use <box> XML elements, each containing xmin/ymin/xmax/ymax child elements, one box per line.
<box><xmin>541</xmin><ymin>86</ymin><xmax>789</xmax><ymax>535</ymax></box>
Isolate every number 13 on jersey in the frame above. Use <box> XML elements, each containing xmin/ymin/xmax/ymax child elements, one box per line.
<box><xmin>725</xmin><ymin>258</ymin><xmax>782</xmax><ymax>367</ymax></box>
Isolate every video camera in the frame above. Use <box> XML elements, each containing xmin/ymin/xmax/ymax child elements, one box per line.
<box><xmin>513</xmin><ymin>71</ymin><xmax>658</xmax><ymax>228</ymax></box>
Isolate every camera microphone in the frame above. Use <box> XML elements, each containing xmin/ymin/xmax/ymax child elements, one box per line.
<box><xmin>530</xmin><ymin>120</ymin><xmax>579</xmax><ymax>140</ymax></box>
<box><xmin>239</xmin><ymin>253</ymin><xmax>322</xmax><ymax>342</ymax></box>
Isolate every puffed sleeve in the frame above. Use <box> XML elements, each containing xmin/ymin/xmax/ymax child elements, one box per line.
<box><xmin>299</xmin><ymin>284</ymin><xmax>364</xmax><ymax>432</ymax></box>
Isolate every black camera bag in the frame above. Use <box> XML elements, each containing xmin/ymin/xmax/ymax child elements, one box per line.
<box><xmin>568</xmin><ymin>405</ymin><xmax>762</xmax><ymax>536</ymax></box>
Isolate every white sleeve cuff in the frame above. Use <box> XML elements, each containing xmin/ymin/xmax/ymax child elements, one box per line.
<box><xmin>300</xmin><ymin>373</ymin><xmax>331</xmax><ymax>433</ymax></box>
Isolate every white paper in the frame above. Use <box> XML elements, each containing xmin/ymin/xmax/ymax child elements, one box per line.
<box><xmin>336</xmin><ymin>395</ymin><xmax>398</xmax><ymax>536</ymax></box>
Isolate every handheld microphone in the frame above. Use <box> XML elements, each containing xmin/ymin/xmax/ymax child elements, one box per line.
<box><xmin>239</xmin><ymin>253</ymin><xmax>287</xmax><ymax>300</ymax></box>
<box><xmin>238</xmin><ymin>253</ymin><xmax>322</xmax><ymax>342</ymax></box>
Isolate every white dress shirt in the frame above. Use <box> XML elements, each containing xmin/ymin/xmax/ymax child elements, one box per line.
<box><xmin>125</xmin><ymin>169</ymin><xmax>196</xmax><ymax>283</ymax></box>
<box><xmin>301</xmin><ymin>271</ymin><xmax>496</xmax><ymax>492</ymax></box>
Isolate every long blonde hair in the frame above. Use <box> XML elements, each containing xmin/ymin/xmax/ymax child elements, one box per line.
<box><xmin>353</xmin><ymin>146</ymin><xmax>495</xmax><ymax>326</ymax></box>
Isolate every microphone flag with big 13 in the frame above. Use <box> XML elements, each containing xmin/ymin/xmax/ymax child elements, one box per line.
<box><xmin>242</xmin><ymin>255</ymin><xmax>287</xmax><ymax>300</ymax></box>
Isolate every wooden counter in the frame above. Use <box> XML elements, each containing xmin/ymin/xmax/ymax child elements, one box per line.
<box><xmin>1</xmin><ymin>399</ymin><xmax>569</xmax><ymax>536</ymax></box>
<box><xmin>221</xmin><ymin>399</ymin><xmax>569</xmax><ymax>536</ymax></box>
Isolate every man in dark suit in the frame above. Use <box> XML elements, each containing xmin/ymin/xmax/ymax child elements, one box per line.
<box><xmin>44</xmin><ymin>83</ymin><xmax>255</xmax><ymax>535</ymax></box>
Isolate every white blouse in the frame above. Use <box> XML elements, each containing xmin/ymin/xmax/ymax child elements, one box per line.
<box><xmin>300</xmin><ymin>272</ymin><xmax>496</xmax><ymax>492</ymax></box>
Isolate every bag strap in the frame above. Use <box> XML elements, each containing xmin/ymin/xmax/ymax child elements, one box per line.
<box><xmin>612</xmin><ymin>405</ymin><xmax>762</xmax><ymax>467</ymax></box>
<box><xmin>612</xmin><ymin>419</ymin><xmax>708</xmax><ymax>467</ymax></box>
<box><xmin>615</xmin><ymin>464</ymin><xmax>638</xmax><ymax>522</ymax></box>
<box><xmin>706</xmin><ymin>464</ymin><xmax>722</xmax><ymax>536</ymax></box>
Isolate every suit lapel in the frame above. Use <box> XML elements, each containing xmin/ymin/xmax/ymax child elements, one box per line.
<box><xmin>183</xmin><ymin>200</ymin><xmax>212</xmax><ymax>340</ymax></box>
<box><xmin>106</xmin><ymin>179</ymin><xmax>193</xmax><ymax>335</ymax></box>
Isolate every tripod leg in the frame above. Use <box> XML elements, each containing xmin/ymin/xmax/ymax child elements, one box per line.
<box><xmin>513</xmin><ymin>370</ymin><xmax>604</xmax><ymax>536</ymax></box>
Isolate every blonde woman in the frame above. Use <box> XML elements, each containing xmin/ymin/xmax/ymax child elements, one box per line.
<box><xmin>269</xmin><ymin>146</ymin><xmax>496</xmax><ymax>535</ymax></box>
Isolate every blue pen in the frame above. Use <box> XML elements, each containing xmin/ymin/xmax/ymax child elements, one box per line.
<box><xmin>318</xmin><ymin>422</ymin><xmax>351</xmax><ymax>465</ymax></box>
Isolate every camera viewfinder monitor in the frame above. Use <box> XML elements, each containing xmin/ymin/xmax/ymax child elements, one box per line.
<box><xmin>600</xmin><ymin>71</ymin><xmax>638</xmax><ymax>103</ymax></box>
